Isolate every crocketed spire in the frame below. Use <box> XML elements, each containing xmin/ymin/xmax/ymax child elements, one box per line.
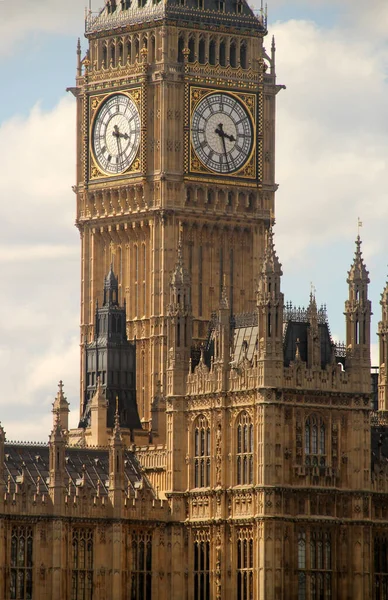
<box><xmin>171</xmin><ymin>228</ymin><xmax>190</xmax><ymax>289</ymax></box>
<box><xmin>347</xmin><ymin>236</ymin><xmax>370</xmax><ymax>286</ymax></box>
<box><xmin>261</xmin><ymin>227</ymin><xmax>282</xmax><ymax>277</ymax></box>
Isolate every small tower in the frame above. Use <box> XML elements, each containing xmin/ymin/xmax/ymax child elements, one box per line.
<box><xmin>256</xmin><ymin>227</ymin><xmax>284</xmax><ymax>386</ymax></box>
<box><xmin>81</xmin><ymin>266</ymin><xmax>141</xmax><ymax>433</ymax></box>
<box><xmin>109</xmin><ymin>400</ymin><xmax>125</xmax><ymax>509</ymax></box>
<box><xmin>345</xmin><ymin>236</ymin><xmax>372</xmax><ymax>390</ymax></box>
<box><xmin>307</xmin><ymin>292</ymin><xmax>321</xmax><ymax>369</ymax></box>
<box><xmin>48</xmin><ymin>417</ymin><xmax>67</xmax><ymax>509</ymax></box>
<box><xmin>167</xmin><ymin>229</ymin><xmax>192</xmax><ymax>396</ymax></box>
<box><xmin>52</xmin><ymin>381</ymin><xmax>70</xmax><ymax>433</ymax></box>
<box><xmin>378</xmin><ymin>278</ymin><xmax>388</xmax><ymax>410</ymax></box>
<box><xmin>213</xmin><ymin>276</ymin><xmax>231</xmax><ymax>391</ymax></box>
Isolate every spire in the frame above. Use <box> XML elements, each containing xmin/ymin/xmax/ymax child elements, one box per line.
<box><xmin>220</xmin><ymin>274</ymin><xmax>229</xmax><ymax>311</ymax></box>
<box><xmin>347</xmin><ymin>236</ymin><xmax>370</xmax><ymax>287</ymax></box>
<box><xmin>113</xmin><ymin>396</ymin><xmax>122</xmax><ymax>442</ymax></box>
<box><xmin>103</xmin><ymin>264</ymin><xmax>119</xmax><ymax>306</ymax></box>
<box><xmin>171</xmin><ymin>226</ymin><xmax>190</xmax><ymax>290</ymax></box>
<box><xmin>261</xmin><ymin>227</ymin><xmax>282</xmax><ymax>278</ymax></box>
<box><xmin>77</xmin><ymin>38</ymin><xmax>82</xmax><ymax>76</ymax></box>
<box><xmin>0</xmin><ymin>422</ymin><xmax>5</xmax><ymax>486</ymax></box>
<box><xmin>52</xmin><ymin>380</ymin><xmax>70</xmax><ymax>433</ymax></box>
<box><xmin>378</xmin><ymin>275</ymin><xmax>388</xmax><ymax>409</ymax></box>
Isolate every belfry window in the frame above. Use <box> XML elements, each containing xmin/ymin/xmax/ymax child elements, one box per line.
<box><xmin>194</xmin><ymin>415</ymin><xmax>211</xmax><ymax>488</ymax></box>
<box><xmin>236</xmin><ymin>411</ymin><xmax>253</xmax><ymax>485</ymax></box>
<box><xmin>240</xmin><ymin>42</ymin><xmax>247</xmax><ymax>69</ymax></box>
<box><xmin>236</xmin><ymin>528</ymin><xmax>253</xmax><ymax>600</ymax></box>
<box><xmin>130</xmin><ymin>531</ymin><xmax>152</xmax><ymax>600</ymax></box>
<box><xmin>194</xmin><ymin>531</ymin><xmax>210</xmax><ymax>600</ymax></box>
<box><xmin>305</xmin><ymin>416</ymin><xmax>326</xmax><ymax>467</ymax></box>
<box><xmin>209</xmin><ymin>39</ymin><xmax>216</xmax><ymax>65</ymax></box>
<box><xmin>10</xmin><ymin>525</ymin><xmax>33</xmax><ymax>600</ymax></box>
<box><xmin>71</xmin><ymin>528</ymin><xmax>93</xmax><ymax>600</ymax></box>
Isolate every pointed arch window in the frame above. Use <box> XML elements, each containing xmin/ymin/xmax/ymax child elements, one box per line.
<box><xmin>130</xmin><ymin>531</ymin><xmax>152</xmax><ymax>600</ymax></box>
<box><xmin>236</xmin><ymin>411</ymin><xmax>253</xmax><ymax>485</ymax></box>
<box><xmin>72</xmin><ymin>528</ymin><xmax>93</xmax><ymax>600</ymax></box>
<box><xmin>230</xmin><ymin>41</ymin><xmax>237</xmax><ymax>67</ymax></box>
<box><xmin>194</xmin><ymin>416</ymin><xmax>211</xmax><ymax>488</ymax></box>
<box><xmin>198</xmin><ymin>38</ymin><xmax>206</xmax><ymax>64</ymax></box>
<box><xmin>188</xmin><ymin>37</ymin><xmax>195</xmax><ymax>62</ymax></box>
<box><xmin>304</xmin><ymin>416</ymin><xmax>326</xmax><ymax>467</ymax></box>
<box><xmin>240</xmin><ymin>42</ymin><xmax>247</xmax><ymax>69</ymax></box>
<box><xmin>178</xmin><ymin>35</ymin><xmax>185</xmax><ymax>63</ymax></box>
<box><xmin>298</xmin><ymin>530</ymin><xmax>332</xmax><ymax>600</ymax></box>
<box><xmin>209</xmin><ymin>39</ymin><xmax>216</xmax><ymax>65</ymax></box>
<box><xmin>10</xmin><ymin>525</ymin><xmax>33</xmax><ymax>600</ymax></box>
<box><xmin>219</xmin><ymin>40</ymin><xmax>226</xmax><ymax>66</ymax></box>
<box><xmin>237</xmin><ymin>528</ymin><xmax>253</xmax><ymax>600</ymax></box>
<box><xmin>193</xmin><ymin>530</ymin><xmax>210</xmax><ymax>600</ymax></box>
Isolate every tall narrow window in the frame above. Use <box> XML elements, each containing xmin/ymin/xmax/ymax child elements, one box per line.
<box><xmin>240</xmin><ymin>42</ymin><xmax>247</xmax><ymax>69</ymax></box>
<box><xmin>236</xmin><ymin>412</ymin><xmax>253</xmax><ymax>485</ymax></box>
<box><xmin>298</xmin><ymin>530</ymin><xmax>332</xmax><ymax>600</ymax></box>
<box><xmin>219</xmin><ymin>41</ymin><xmax>226</xmax><ymax>66</ymax></box>
<box><xmin>375</xmin><ymin>535</ymin><xmax>388</xmax><ymax>599</ymax></box>
<box><xmin>305</xmin><ymin>416</ymin><xmax>326</xmax><ymax>467</ymax></box>
<box><xmin>126</xmin><ymin>39</ymin><xmax>132</xmax><ymax>63</ymax></box>
<box><xmin>237</xmin><ymin>529</ymin><xmax>253</xmax><ymax>600</ymax></box>
<box><xmin>219</xmin><ymin>247</ymin><xmax>224</xmax><ymax>302</ymax></box>
<box><xmin>209</xmin><ymin>39</ymin><xmax>216</xmax><ymax>65</ymax></box>
<box><xmin>188</xmin><ymin>37</ymin><xmax>195</xmax><ymax>62</ymax></box>
<box><xmin>198</xmin><ymin>38</ymin><xmax>205</xmax><ymax>64</ymax></box>
<box><xmin>193</xmin><ymin>531</ymin><xmax>210</xmax><ymax>600</ymax></box>
<box><xmin>135</xmin><ymin>245</ymin><xmax>139</xmax><ymax>317</ymax></box>
<box><xmin>10</xmin><ymin>526</ymin><xmax>33</xmax><ymax>600</ymax></box>
<box><xmin>194</xmin><ymin>416</ymin><xmax>211</xmax><ymax>488</ymax></box>
<box><xmin>230</xmin><ymin>41</ymin><xmax>237</xmax><ymax>67</ymax></box>
<box><xmin>178</xmin><ymin>35</ymin><xmax>184</xmax><ymax>63</ymax></box>
<box><xmin>229</xmin><ymin>248</ymin><xmax>234</xmax><ymax>314</ymax></box>
<box><xmin>131</xmin><ymin>531</ymin><xmax>152</xmax><ymax>600</ymax></box>
<box><xmin>72</xmin><ymin>529</ymin><xmax>93</xmax><ymax>600</ymax></box>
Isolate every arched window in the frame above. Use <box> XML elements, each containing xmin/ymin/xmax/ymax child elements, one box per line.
<box><xmin>236</xmin><ymin>411</ymin><xmax>253</xmax><ymax>485</ymax></box>
<box><xmin>178</xmin><ymin>35</ymin><xmax>185</xmax><ymax>63</ymax></box>
<box><xmin>150</xmin><ymin>35</ymin><xmax>156</xmax><ymax>63</ymax></box>
<box><xmin>118</xmin><ymin>40</ymin><xmax>124</xmax><ymax>64</ymax></box>
<box><xmin>209</xmin><ymin>39</ymin><xmax>216</xmax><ymax>65</ymax></box>
<box><xmin>193</xmin><ymin>531</ymin><xmax>210</xmax><ymax>600</ymax></box>
<box><xmin>72</xmin><ymin>529</ymin><xmax>93</xmax><ymax>600</ymax></box>
<box><xmin>126</xmin><ymin>38</ymin><xmax>132</xmax><ymax>63</ymax></box>
<box><xmin>110</xmin><ymin>42</ymin><xmax>115</xmax><ymax>66</ymax></box>
<box><xmin>135</xmin><ymin>37</ymin><xmax>140</xmax><ymax>61</ymax></box>
<box><xmin>188</xmin><ymin>37</ymin><xmax>195</xmax><ymax>63</ymax></box>
<box><xmin>240</xmin><ymin>42</ymin><xmax>247</xmax><ymax>69</ymax></box>
<box><xmin>10</xmin><ymin>526</ymin><xmax>33</xmax><ymax>600</ymax></box>
<box><xmin>102</xmin><ymin>44</ymin><xmax>108</xmax><ymax>68</ymax></box>
<box><xmin>219</xmin><ymin>40</ymin><xmax>226</xmax><ymax>66</ymax></box>
<box><xmin>198</xmin><ymin>38</ymin><xmax>205</xmax><ymax>64</ymax></box>
<box><xmin>194</xmin><ymin>416</ymin><xmax>211</xmax><ymax>488</ymax></box>
<box><xmin>304</xmin><ymin>416</ymin><xmax>326</xmax><ymax>466</ymax></box>
<box><xmin>230</xmin><ymin>41</ymin><xmax>237</xmax><ymax>67</ymax></box>
<box><xmin>236</xmin><ymin>529</ymin><xmax>253</xmax><ymax>600</ymax></box>
<box><xmin>131</xmin><ymin>531</ymin><xmax>152</xmax><ymax>599</ymax></box>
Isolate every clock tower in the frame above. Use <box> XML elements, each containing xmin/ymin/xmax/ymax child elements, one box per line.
<box><xmin>74</xmin><ymin>0</ymin><xmax>280</xmax><ymax>434</ymax></box>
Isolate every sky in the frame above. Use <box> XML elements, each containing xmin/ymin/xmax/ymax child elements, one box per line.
<box><xmin>0</xmin><ymin>0</ymin><xmax>387</xmax><ymax>441</ymax></box>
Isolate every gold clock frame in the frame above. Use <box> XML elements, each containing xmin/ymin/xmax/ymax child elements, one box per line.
<box><xmin>89</xmin><ymin>88</ymin><xmax>143</xmax><ymax>181</ymax></box>
<box><xmin>187</xmin><ymin>86</ymin><xmax>258</xmax><ymax>181</ymax></box>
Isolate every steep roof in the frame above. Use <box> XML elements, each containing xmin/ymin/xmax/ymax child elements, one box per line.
<box><xmin>3</xmin><ymin>443</ymin><xmax>146</xmax><ymax>497</ymax></box>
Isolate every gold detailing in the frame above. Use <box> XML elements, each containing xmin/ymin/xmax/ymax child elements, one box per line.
<box><xmin>188</xmin><ymin>86</ymin><xmax>258</xmax><ymax>180</ymax></box>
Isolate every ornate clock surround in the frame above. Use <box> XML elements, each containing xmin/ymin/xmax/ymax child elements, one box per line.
<box><xmin>88</xmin><ymin>86</ymin><xmax>143</xmax><ymax>182</ymax></box>
<box><xmin>186</xmin><ymin>85</ymin><xmax>259</xmax><ymax>182</ymax></box>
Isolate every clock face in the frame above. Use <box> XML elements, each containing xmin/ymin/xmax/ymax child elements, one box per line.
<box><xmin>92</xmin><ymin>94</ymin><xmax>141</xmax><ymax>175</ymax></box>
<box><xmin>191</xmin><ymin>92</ymin><xmax>253</xmax><ymax>174</ymax></box>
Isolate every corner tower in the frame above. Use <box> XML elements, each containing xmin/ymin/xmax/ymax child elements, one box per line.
<box><xmin>73</xmin><ymin>0</ymin><xmax>282</xmax><ymax>429</ymax></box>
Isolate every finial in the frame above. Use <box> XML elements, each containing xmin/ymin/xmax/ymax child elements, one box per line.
<box><xmin>220</xmin><ymin>273</ymin><xmax>229</xmax><ymax>310</ymax></box>
<box><xmin>357</xmin><ymin>217</ymin><xmax>363</xmax><ymax>237</ymax></box>
<box><xmin>114</xmin><ymin>396</ymin><xmax>120</xmax><ymax>430</ymax></box>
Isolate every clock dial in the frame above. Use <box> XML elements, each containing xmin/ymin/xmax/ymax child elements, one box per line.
<box><xmin>191</xmin><ymin>92</ymin><xmax>253</xmax><ymax>174</ymax></box>
<box><xmin>92</xmin><ymin>93</ymin><xmax>141</xmax><ymax>175</ymax></box>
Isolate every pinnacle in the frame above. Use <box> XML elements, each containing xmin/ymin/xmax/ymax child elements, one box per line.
<box><xmin>220</xmin><ymin>274</ymin><xmax>229</xmax><ymax>310</ymax></box>
<box><xmin>171</xmin><ymin>227</ymin><xmax>190</xmax><ymax>288</ymax></box>
<box><xmin>347</xmin><ymin>235</ymin><xmax>370</xmax><ymax>285</ymax></box>
<box><xmin>262</xmin><ymin>227</ymin><xmax>282</xmax><ymax>276</ymax></box>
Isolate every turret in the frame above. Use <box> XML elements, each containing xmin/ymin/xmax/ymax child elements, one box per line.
<box><xmin>344</xmin><ymin>236</ymin><xmax>372</xmax><ymax>390</ymax></box>
<box><xmin>256</xmin><ymin>227</ymin><xmax>284</xmax><ymax>385</ymax></box>
<box><xmin>48</xmin><ymin>417</ymin><xmax>67</xmax><ymax>509</ymax></box>
<box><xmin>109</xmin><ymin>401</ymin><xmax>125</xmax><ymax>509</ymax></box>
<box><xmin>52</xmin><ymin>381</ymin><xmax>70</xmax><ymax>433</ymax></box>
<box><xmin>167</xmin><ymin>228</ymin><xmax>192</xmax><ymax>396</ymax></box>
<box><xmin>378</xmin><ymin>278</ymin><xmax>388</xmax><ymax>409</ymax></box>
<box><xmin>307</xmin><ymin>292</ymin><xmax>321</xmax><ymax>369</ymax></box>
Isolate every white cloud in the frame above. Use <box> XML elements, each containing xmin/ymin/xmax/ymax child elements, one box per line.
<box><xmin>271</xmin><ymin>17</ymin><xmax>388</xmax><ymax>344</ymax></box>
<box><xmin>0</xmin><ymin>95</ymin><xmax>80</xmax><ymax>442</ymax></box>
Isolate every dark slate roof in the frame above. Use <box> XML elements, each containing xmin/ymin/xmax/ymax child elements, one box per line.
<box><xmin>3</xmin><ymin>443</ymin><xmax>145</xmax><ymax>496</ymax></box>
<box><xmin>86</xmin><ymin>0</ymin><xmax>266</xmax><ymax>34</ymax></box>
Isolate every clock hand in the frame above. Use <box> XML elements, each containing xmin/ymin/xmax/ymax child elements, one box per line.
<box><xmin>215</xmin><ymin>123</ymin><xmax>230</xmax><ymax>171</ymax></box>
<box><xmin>221</xmin><ymin>134</ymin><xmax>229</xmax><ymax>171</ymax></box>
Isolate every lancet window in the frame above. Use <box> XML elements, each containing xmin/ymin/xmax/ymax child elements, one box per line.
<box><xmin>304</xmin><ymin>415</ymin><xmax>326</xmax><ymax>467</ymax></box>
<box><xmin>193</xmin><ymin>530</ymin><xmax>210</xmax><ymax>600</ymax></box>
<box><xmin>194</xmin><ymin>415</ymin><xmax>211</xmax><ymax>488</ymax></box>
<box><xmin>375</xmin><ymin>535</ymin><xmax>388</xmax><ymax>599</ymax></box>
<box><xmin>71</xmin><ymin>528</ymin><xmax>94</xmax><ymax>600</ymax></box>
<box><xmin>236</xmin><ymin>411</ymin><xmax>253</xmax><ymax>485</ymax></box>
<box><xmin>10</xmin><ymin>525</ymin><xmax>33</xmax><ymax>600</ymax></box>
<box><xmin>236</xmin><ymin>528</ymin><xmax>254</xmax><ymax>600</ymax></box>
<box><xmin>297</xmin><ymin>529</ymin><xmax>332</xmax><ymax>600</ymax></box>
<box><xmin>130</xmin><ymin>531</ymin><xmax>152</xmax><ymax>600</ymax></box>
